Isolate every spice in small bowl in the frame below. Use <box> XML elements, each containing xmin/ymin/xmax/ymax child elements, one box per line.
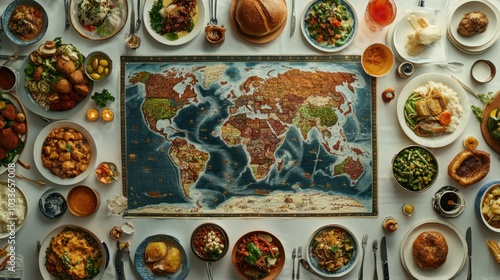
<box><xmin>95</xmin><ymin>162</ymin><xmax>119</xmax><ymax>184</ymax></box>
<box><xmin>67</xmin><ymin>185</ymin><xmax>100</xmax><ymax>217</ymax></box>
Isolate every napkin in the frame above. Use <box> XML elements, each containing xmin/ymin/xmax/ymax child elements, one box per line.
<box><xmin>0</xmin><ymin>255</ymin><xmax>22</xmax><ymax>280</ymax></box>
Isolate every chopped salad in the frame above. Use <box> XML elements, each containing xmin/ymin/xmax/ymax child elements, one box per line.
<box><xmin>235</xmin><ymin>232</ymin><xmax>281</xmax><ymax>279</ymax></box>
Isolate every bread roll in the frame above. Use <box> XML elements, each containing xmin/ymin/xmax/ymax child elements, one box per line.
<box><xmin>145</xmin><ymin>242</ymin><xmax>168</xmax><ymax>262</ymax></box>
<box><xmin>235</xmin><ymin>0</ymin><xmax>287</xmax><ymax>36</ymax></box>
<box><xmin>412</xmin><ymin>231</ymin><xmax>448</xmax><ymax>270</ymax></box>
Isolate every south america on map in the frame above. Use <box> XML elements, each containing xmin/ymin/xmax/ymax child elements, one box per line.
<box><xmin>122</xmin><ymin>57</ymin><xmax>376</xmax><ymax>216</ymax></box>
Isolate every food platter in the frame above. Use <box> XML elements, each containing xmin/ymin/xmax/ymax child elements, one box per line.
<box><xmin>17</xmin><ymin>52</ymin><xmax>94</xmax><ymax>121</ymax></box>
<box><xmin>144</xmin><ymin>0</ymin><xmax>206</xmax><ymax>46</ymax></box>
<box><xmin>38</xmin><ymin>224</ymin><xmax>107</xmax><ymax>280</ymax></box>
<box><xmin>306</xmin><ymin>224</ymin><xmax>359</xmax><ymax>278</ymax></box>
<box><xmin>480</xmin><ymin>90</ymin><xmax>500</xmax><ymax>154</ymax></box>
<box><xmin>300</xmin><ymin>0</ymin><xmax>357</xmax><ymax>52</ymax></box>
<box><xmin>396</xmin><ymin>73</ymin><xmax>470</xmax><ymax>148</ymax></box>
<box><xmin>134</xmin><ymin>234</ymin><xmax>190</xmax><ymax>280</ymax></box>
<box><xmin>0</xmin><ymin>93</ymin><xmax>28</xmax><ymax>175</ymax></box>
<box><xmin>0</xmin><ymin>0</ymin><xmax>48</xmax><ymax>46</ymax></box>
<box><xmin>69</xmin><ymin>0</ymin><xmax>128</xmax><ymax>40</ymax></box>
<box><xmin>400</xmin><ymin>220</ymin><xmax>467</xmax><ymax>280</ymax></box>
<box><xmin>33</xmin><ymin>120</ymin><xmax>97</xmax><ymax>186</ymax></box>
<box><xmin>0</xmin><ymin>180</ymin><xmax>28</xmax><ymax>239</ymax></box>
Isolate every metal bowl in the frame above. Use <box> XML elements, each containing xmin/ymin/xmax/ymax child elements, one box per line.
<box><xmin>392</xmin><ymin>145</ymin><xmax>438</xmax><ymax>192</ymax></box>
<box><xmin>1</xmin><ymin>0</ymin><xmax>48</xmax><ymax>46</ymax></box>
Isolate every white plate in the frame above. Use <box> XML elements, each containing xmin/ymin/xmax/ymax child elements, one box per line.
<box><xmin>396</xmin><ymin>73</ymin><xmax>470</xmax><ymax>148</ymax></box>
<box><xmin>70</xmin><ymin>0</ymin><xmax>128</xmax><ymax>40</ymax></box>
<box><xmin>38</xmin><ymin>225</ymin><xmax>106</xmax><ymax>280</ymax></box>
<box><xmin>0</xmin><ymin>93</ymin><xmax>28</xmax><ymax>175</ymax></box>
<box><xmin>301</xmin><ymin>0</ymin><xmax>357</xmax><ymax>53</ymax></box>
<box><xmin>0</xmin><ymin>180</ymin><xmax>28</xmax><ymax>239</ymax></box>
<box><xmin>143</xmin><ymin>0</ymin><xmax>205</xmax><ymax>46</ymax></box>
<box><xmin>393</xmin><ymin>11</ymin><xmax>445</xmax><ymax>64</ymax></box>
<box><xmin>400</xmin><ymin>220</ymin><xmax>467</xmax><ymax>280</ymax></box>
<box><xmin>448</xmin><ymin>0</ymin><xmax>498</xmax><ymax>48</ymax></box>
<box><xmin>33</xmin><ymin>121</ymin><xmax>97</xmax><ymax>186</ymax></box>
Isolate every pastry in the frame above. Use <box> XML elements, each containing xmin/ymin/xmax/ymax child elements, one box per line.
<box><xmin>412</xmin><ymin>231</ymin><xmax>448</xmax><ymax>270</ymax></box>
<box><xmin>234</xmin><ymin>0</ymin><xmax>287</xmax><ymax>37</ymax></box>
<box><xmin>448</xmin><ymin>149</ymin><xmax>490</xmax><ymax>187</ymax></box>
<box><xmin>145</xmin><ymin>242</ymin><xmax>168</xmax><ymax>263</ymax></box>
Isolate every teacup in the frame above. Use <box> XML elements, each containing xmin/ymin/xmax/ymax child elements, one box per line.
<box><xmin>0</xmin><ymin>65</ymin><xmax>20</xmax><ymax>92</ymax></box>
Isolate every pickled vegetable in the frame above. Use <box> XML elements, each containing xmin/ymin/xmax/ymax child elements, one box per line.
<box><xmin>85</xmin><ymin>54</ymin><xmax>111</xmax><ymax>80</ymax></box>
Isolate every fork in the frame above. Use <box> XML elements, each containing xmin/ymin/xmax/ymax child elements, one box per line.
<box><xmin>292</xmin><ymin>248</ymin><xmax>296</xmax><ymax>280</ymax></box>
<box><xmin>358</xmin><ymin>234</ymin><xmax>368</xmax><ymax>280</ymax></box>
<box><xmin>64</xmin><ymin>0</ymin><xmax>70</xmax><ymax>30</ymax></box>
<box><xmin>3</xmin><ymin>50</ymin><xmax>20</xmax><ymax>66</ymax></box>
<box><xmin>373</xmin><ymin>240</ymin><xmax>378</xmax><ymax>280</ymax></box>
<box><xmin>297</xmin><ymin>246</ymin><xmax>302</xmax><ymax>279</ymax></box>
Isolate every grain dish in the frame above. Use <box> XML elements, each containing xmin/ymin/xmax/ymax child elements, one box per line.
<box><xmin>43</xmin><ymin>226</ymin><xmax>104</xmax><ymax>280</ymax></box>
<box><xmin>0</xmin><ymin>181</ymin><xmax>27</xmax><ymax>236</ymax></box>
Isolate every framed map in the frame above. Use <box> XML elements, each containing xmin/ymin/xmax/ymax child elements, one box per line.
<box><xmin>120</xmin><ymin>56</ymin><xmax>377</xmax><ymax>217</ymax></box>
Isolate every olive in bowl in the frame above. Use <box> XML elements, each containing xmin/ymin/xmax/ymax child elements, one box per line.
<box><xmin>84</xmin><ymin>51</ymin><xmax>112</xmax><ymax>81</ymax></box>
<box><xmin>392</xmin><ymin>145</ymin><xmax>438</xmax><ymax>192</ymax></box>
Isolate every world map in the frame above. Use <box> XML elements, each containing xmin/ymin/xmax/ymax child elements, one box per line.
<box><xmin>121</xmin><ymin>56</ymin><xmax>377</xmax><ymax>217</ymax></box>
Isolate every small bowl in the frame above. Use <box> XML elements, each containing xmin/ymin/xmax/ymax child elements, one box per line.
<box><xmin>1</xmin><ymin>0</ymin><xmax>48</xmax><ymax>46</ymax></box>
<box><xmin>306</xmin><ymin>224</ymin><xmax>359</xmax><ymax>277</ymax></box>
<box><xmin>84</xmin><ymin>51</ymin><xmax>112</xmax><ymax>81</ymax></box>
<box><xmin>432</xmin><ymin>186</ymin><xmax>465</xmax><ymax>218</ymax></box>
<box><xmin>39</xmin><ymin>188</ymin><xmax>67</xmax><ymax>219</ymax></box>
<box><xmin>362</xmin><ymin>43</ymin><xmax>395</xmax><ymax>77</ymax></box>
<box><xmin>95</xmin><ymin>162</ymin><xmax>119</xmax><ymax>184</ymax></box>
<box><xmin>0</xmin><ymin>65</ymin><xmax>20</xmax><ymax>92</ymax></box>
<box><xmin>471</xmin><ymin>59</ymin><xmax>496</xmax><ymax>83</ymax></box>
<box><xmin>475</xmin><ymin>181</ymin><xmax>500</xmax><ymax>233</ymax></box>
<box><xmin>67</xmin><ymin>185</ymin><xmax>100</xmax><ymax>217</ymax></box>
<box><xmin>191</xmin><ymin>223</ymin><xmax>229</xmax><ymax>262</ymax></box>
<box><xmin>392</xmin><ymin>145</ymin><xmax>438</xmax><ymax>192</ymax></box>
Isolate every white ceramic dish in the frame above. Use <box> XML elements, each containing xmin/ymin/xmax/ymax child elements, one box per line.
<box><xmin>475</xmin><ymin>181</ymin><xmax>500</xmax><ymax>233</ymax></box>
<box><xmin>144</xmin><ymin>0</ymin><xmax>205</xmax><ymax>46</ymax></box>
<box><xmin>396</xmin><ymin>73</ymin><xmax>470</xmax><ymax>148</ymax></box>
<box><xmin>0</xmin><ymin>180</ymin><xmax>28</xmax><ymax>239</ymax></box>
<box><xmin>38</xmin><ymin>224</ymin><xmax>106</xmax><ymax>280</ymax></box>
<box><xmin>448</xmin><ymin>0</ymin><xmax>497</xmax><ymax>48</ymax></box>
<box><xmin>33</xmin><ymin>121</ymin><xmax>97</xmax><ymax>186</ymax></box>
<box><xmin>69</xmin><ymin>0</ymin><xmax>128</xmax><ymax>40</ymax></box>
<box><xmin>400</xmin><ymin>220</ymin><xmax>467</xmax><ymax>280</ymax></box>
<box><xmin>301</xmin><ymin>0</ymin><xmax>357</xmax><ymax>53</ymax></box>
<box><xmin>306</xmin><ymin>224</ymin><xmax>359</xmax><ymax>278</ymax></box>
<box><xmin>392</xmin><ymin>11</ymin><xmax>445</xmax><ymax>64</ymax></box>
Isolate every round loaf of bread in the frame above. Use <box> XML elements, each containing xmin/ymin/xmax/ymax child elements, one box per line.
<box><xmin>235</xmin><ymin>0</ymin><xmax>287</xmax><ymax>36</ymax></box>
<box><xmin>412</xmin><ymin>231</ymin><xmax>448</xmax><ymax>270</ymax></box>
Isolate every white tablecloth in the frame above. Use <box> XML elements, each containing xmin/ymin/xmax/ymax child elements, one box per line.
<box><xmin>1</xmin><ymin>0</ymin><xmax>500</xmax><ymax>279</ymax></box>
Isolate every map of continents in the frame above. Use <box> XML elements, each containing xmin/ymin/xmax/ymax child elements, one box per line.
<box><xmin>126</xmin><ymin>59</ymin><xmax>375</xmax><ymax>215</ymax></box>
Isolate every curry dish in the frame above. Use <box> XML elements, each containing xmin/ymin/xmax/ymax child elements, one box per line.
<box><xmin>45</xmin><ymin>227</ymin><xmax>102</xmax><ymax>280</ymax></box>
<box><xmin>8</xmin><ymin>4</ymin><xmax>45</xmax><ymax>41</ymax></box>
<box><xmin>41</xmin><ymin>127</ymin><xmax>92</xmax><ymax>179</ymax></box>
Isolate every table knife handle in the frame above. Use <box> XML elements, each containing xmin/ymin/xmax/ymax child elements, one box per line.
<box><xmin>382</xmin><ymin>261</ymin><xmax>389</xmax><ymax>280</ymax></box>
<box><xmin>467</xmin><ymin>255</ymin><xmax>471</xmax><ymax>280</ymax></box>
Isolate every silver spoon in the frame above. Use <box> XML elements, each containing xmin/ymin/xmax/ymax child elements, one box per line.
<box><xmin>135</xmin><ymin>0</ymin><xmax>141</xmax><ymax>32</ymax></box>
<box><xmin>209</xmin><ymin>0</ymin><xmax>218</xmax><ymax>25</ymax></box>
<box><xmin>421</xmin><ymin>62</ymin><xmax>464</xmax><ymax>72</ymax></box>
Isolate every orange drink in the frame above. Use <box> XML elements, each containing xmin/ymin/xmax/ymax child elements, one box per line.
<box><xmin>365</xmin><ymin>0</ymin><xmax>397</xmax><ymax>30</ymax></box>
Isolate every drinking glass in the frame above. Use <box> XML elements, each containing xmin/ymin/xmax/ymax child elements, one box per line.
<box><xmin>364</xmin><ymin>0</ymin><xmax>397</xmax><ymax>31</ymax></box>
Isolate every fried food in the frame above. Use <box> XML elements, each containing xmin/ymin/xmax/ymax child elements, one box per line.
<box><xmin>448</xmin><ymin>149</ymin><xmax>490</xmax><ymax>187</ymax></box>
<box><xmin>412</xmin><ymin>231</ymin><xmax>448</xmax><ymax>270</ymax></box>
<box><xmin>74</xmin><ymin>83</ymin><xmax>90</xmax><ymax>96</ymax></box>
<box><xmin>0</xmin><ymin>128</ymin><xmax>19</xmax><ymax>150</ymax></box>
<box><xmin>52</xmin><ymin>78</ymin><xmax>72</xmax><ymax>94</ymax></box>
<box><xmin>458</xmin><ymin>11</ymin><xmax>488</xmax><ymax>37</ymax></box>
<box><xmin>152</xmin><ymin>247</ymin><xmax>182</xmax><ymax>274</ymax></box>
<box><xmin>56</xmin><ymin>56</ymin><xmax>76</xmax><ymax>75</ymax></box>
<box><xmin>68</xmin><ymin>69</ymin><xmax>85</xmax><ymax>84</ymax></box>
<box><xmin>145</xmin><ymin>242</ymin><xmax>168</xmax><ymax>262</ymax></box>
<box><xmin>487</xmin><ymin>239</ymin><xmax>500</xmax><ymax>264</ymax></box>
<box><xmin>1</xmin><ymin>104</ymin><xmax>16</xmax><ymax>120</ymax></box>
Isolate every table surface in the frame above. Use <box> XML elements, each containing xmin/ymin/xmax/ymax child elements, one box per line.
<box><xmin>1</xmin><ymin>0</ymin><xmax>500</xmax><ymax>279</ymax></box>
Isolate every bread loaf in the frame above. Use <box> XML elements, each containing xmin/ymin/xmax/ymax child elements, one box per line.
<box><xmin>412</xmin><ymin>231</ymin><xmax>448</xmax><ymax>270</ymax></box>
<box><xmin>235</xmin><ymin>0</ymin><xmax>287</xmax><ymax>37</ymax></box>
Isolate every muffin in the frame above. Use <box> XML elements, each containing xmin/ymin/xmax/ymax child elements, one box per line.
<box><xmin>412</xmin><ymin>231</ymin><xmax>448</xmax><ymax>269</ymax></box>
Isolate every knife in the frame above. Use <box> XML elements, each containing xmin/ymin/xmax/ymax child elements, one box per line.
<box><xmin>381</xmin><ymin>236</ymin><xmax>389</xmax><ymax>280</ymax></box>
<box><xmin>290</xmin><ymin>0</ymin><xmax>296</xmax><ymax>36</ymax></box>
<box><xmin>115</xmin><ymin>241</ymin><xmax>126</xmax><ymax>280</ymax></box>
<box><xmin>466</xmin><ymin>227</ymin><xmax>472</xmax><ymax>280</ymax></box>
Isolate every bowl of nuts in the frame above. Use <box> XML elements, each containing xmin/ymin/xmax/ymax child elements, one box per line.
<box><xmin>84</xmin><ymin>51</ymin><xmax>112</xmax><ymax>81</ymax></box>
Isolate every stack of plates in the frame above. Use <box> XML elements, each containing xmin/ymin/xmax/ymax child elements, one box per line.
<box><xmin>447</xmin><ymin>0</ymin><xmax>500</xmax><ymax>54</ymax></box>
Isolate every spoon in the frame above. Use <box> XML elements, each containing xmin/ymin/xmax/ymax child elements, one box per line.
<box><xmin>421</xmin><ymin>62</ymin><xmax>464</xmax><ymax>72</ymax></box>
<box><xmin>15</xmin><ymin>173</ymin><xmax>46</xmax><ymax>187</ymax></box>
<box><xmin>209</xmin><ymin>0</ymin><xmax>218</xmax><ymax>25</ymax></box>
<box><xmin>447</xmin><ymin>200</ymin><xmax>466</xmax><ymax>209</ymax></box>
<box><xmin>299</xmin><ymin>258</ymin><xmax>325</xmax><ymax>278</ymax></box>
<box><xmin>135</xmin><ymin>0</ymin><xmax>142</xmax><ymax>32</ymax></box>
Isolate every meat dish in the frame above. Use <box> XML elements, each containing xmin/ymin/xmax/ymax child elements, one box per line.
<box><xmin>149</xmin><ymin>0</ymin><xmax>199</xmax><ymax>40</ymax></box>
<box><xmin>8</xmin><ymin>4</ymin><xmax>45</xmax><ymax>41</ymax></box>
<box><xmin>457</xmin><ymin>11</ymin><xmax>488</xmax><ymax>37</ymax></box>
<box><xmin>0</xmin><ymin>95</ymin><xmax>27</xmax><ymax>167</ymax></box>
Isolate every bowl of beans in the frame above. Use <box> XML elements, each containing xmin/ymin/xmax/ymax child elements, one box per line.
<box><xmin>84</xmin><ymin>51</ymin><xmax>112</xmax><ymax>81</ymax></box>
<box><xmin>191</xmin><ymin>223</ymin><xmax>229</xmax><ymax>262</ymax></box>
<box><xmin>391</xmin><ymin>145</ymin><xmax>438</xmax><ymax>192</ymax></box>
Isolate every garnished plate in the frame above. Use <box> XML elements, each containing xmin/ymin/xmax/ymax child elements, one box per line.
<box><xmin>400</xmin><ymin>220</ymin><xmax>467</xmax><ymax>280</ymax></box>
<box><xmin>0</xmin><ymin>0</ymin><xmax>48</xmax><ymax>46</ymax></box>
<box><xmin>0</xmin><ymin>93</ymin><xmax>28</xmax><ymax>174</ymax></box>
<box><xmin>69</xmin><ymin>0</ymin><xmax>128</xmax><ymax>40</ymax></box>
<box><xmin>396</xmin><ymin>73</ymin><xmax>470</xmax><ymax>148</ymax></box>
<box><xmin>144</xmin><ymin>0</ymin><xmax>205</xmax><ymax>46</ymax></box>
<box><xmin>134</xmin><ymin>234</ymin><xmax>190</xmax><ymax>280</ymax></box>
<box><xmin>301</xmin><ymin>0</ymin><xmax>357</xmax><ymax>52</ymax></box>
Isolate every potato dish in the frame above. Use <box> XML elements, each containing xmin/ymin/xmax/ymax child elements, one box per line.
<box><xmin>41</xmin><ymin>127</ymin><xmax>92</xmax><ymax>179</ymax></box>
<box><xmin>481</xmin><ymin>184</ymin><xmax>500</xmax><ymax>229</ymax></box>
<box><xmin>45</xmin><ymin>227</ymin><xmax>102</xmax><ymax>279</ymax></box>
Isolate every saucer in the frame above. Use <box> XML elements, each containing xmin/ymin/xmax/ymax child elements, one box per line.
<box><xmin>432</xmin><ymin>186</ymin><xmax>465</xmax><ymax>218</ymax></box>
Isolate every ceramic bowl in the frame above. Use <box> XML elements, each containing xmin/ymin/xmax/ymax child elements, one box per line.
<box><xmin>1</xmin><ymin>0</ymin><xmax>48</xmax><ymax>46</ymax></box>
<box><xmin>38</xmin><ymin>188</ymin><xmax>67</xmax><ymax>219</ymax></box>
<box><xmin>84</xmin><ymin>51</ymin><xmax>112</xmax><ymax>81</ymax></box>
<box><xmin>306</xmin><ymin>224</ymin><xmax>359</xmax><ymax>277</ymax></box>
<box><xmin>191</xmin><ymin>223</ymin><xmax>229</xmax><ymax>262</ymax></box>
<box><xmin>432</xmin><ymin>186</ymin><xmax>465</xmax><ymax>218</ymax></box>
<box><xmin>362</xmin><ymin>43</ymin><xmax>395</xmax><ymax>77</ymax></box>
<box><xmin>475</xmin><ymin>181</ymin><xmax>500</xmax><ymax>233</ymax></box>
<box><xmin>67</xmin><ymin>185</ymin><xmax>100</xmax><ymax>217</ymax></box>
<box><xmin>392</xmin><ymin>145</ymin><xmax>438</xmax><ymax>192</ymax></box>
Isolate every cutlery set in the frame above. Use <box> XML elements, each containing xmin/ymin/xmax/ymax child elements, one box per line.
<box><xmin>357</xmin><ymin>235</ymin><xmax>388</xmax><ymax>280</ymax></box>
<box><xmin>291</xmin><ymin>246</ymin><xmax>302</xmax><ymax>279</ymax></box>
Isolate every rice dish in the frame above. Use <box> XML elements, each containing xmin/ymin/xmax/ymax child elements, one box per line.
<box><xmin>0</xmin><ymin>181</ymin><xmax>27</xmax><ymax>233</ymax></box>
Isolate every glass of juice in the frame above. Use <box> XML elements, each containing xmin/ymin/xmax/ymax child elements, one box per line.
<box><xmin>364</xmin><ymin>0</ymin><xmax>397</xmax><ymax>30</ymax></box>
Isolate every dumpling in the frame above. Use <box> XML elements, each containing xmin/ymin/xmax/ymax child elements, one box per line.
<box><xmin>144</xmin><ymin>242</ymin><xmax>167</xmax><ymax>263</ymax></box>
